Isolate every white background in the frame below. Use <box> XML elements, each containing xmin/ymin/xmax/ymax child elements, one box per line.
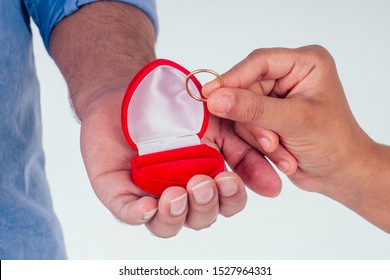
<box><xmin>33</xmin><ymin>0</ymin><xmax>390</xmax><ymax>259</ymax></box>
<box><xmin>3</xmin><ymin>260</ymin><xmax>390</xmax><ymax>279</ymax></box>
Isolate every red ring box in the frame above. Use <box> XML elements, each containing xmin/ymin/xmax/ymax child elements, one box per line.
<box><xmin>121</xmin><ymin>59</ymin><xmax>225</xmax><ymax>196</ymax></box>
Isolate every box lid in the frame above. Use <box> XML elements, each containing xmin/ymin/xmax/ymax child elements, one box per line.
<box><xmin>121</xmin><ymin>59</ymin><xmax>208</xmax><ymax>155</ymax></box>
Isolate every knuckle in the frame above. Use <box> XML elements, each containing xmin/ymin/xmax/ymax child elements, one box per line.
<box><xmin>146</xmin><ymin>223</ymin><xmax>182</xmax><ymax>239</ymax></box>
<box><xmin>220</xmin><ymin>205</ymin><xmax>245</xmax><ymax>218</ymax></box>
<box><xmin>247</xmin><ymin>48</ymin><xmax>265</xmax><ymax>58</ymax></box>
<box><xmin>304</xmin><ymin>44</ymin><xmax>335</xmax><ymax>65</ymax></box>
<box><xmin>152</xmin><ymin>231</ymin><xmax>179</xmax><ymax>239</ymax></box>
<box><xmin>193</xmin><ymin>224</ymin><xmax>211</xmax><ymax>231</ymax></box>
<box><xmin>244</xmin><ymin>95</ymin><xmax>264</xmax><ymax>124</ymax></box>
<box><xmin>186</xmin><ymin>218</ymin><xmax>217</xmax><ymax>231</ymax></box>
<box><xmin>220</xmin><ymin>195</ymin><xmax>247</xmax><ymax>218</ymax></box>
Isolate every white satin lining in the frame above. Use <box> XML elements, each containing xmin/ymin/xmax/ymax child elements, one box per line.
<box><xmin>127</xmin><ymin>65</ymin><xmax>204</xmax><ymax>155</ymax></box>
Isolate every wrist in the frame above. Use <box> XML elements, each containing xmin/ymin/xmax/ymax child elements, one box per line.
<box><xmin>49</xmin><ymin>1</ymin><xmax>156</xmax><ymax>121</ymax></box>
<box><xmin>320</xmin><ymin>139</ymin><xmax>390</xmax><ymax>232</ymax></box>
<box><xmin>74</xmin><ymin>73</ymin><xmax>141</xmax><ymax>121</ymax></box>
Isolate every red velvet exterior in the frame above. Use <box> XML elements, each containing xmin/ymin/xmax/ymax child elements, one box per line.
<box><xmin>131</xmin><ymin>144</ymin><xmax>225</xmax><ymax>196</ymax></box>
<box><xmin>122</xmin><ymin>59</ymin><xmax>226</xmax><ymax>196</ymax></box>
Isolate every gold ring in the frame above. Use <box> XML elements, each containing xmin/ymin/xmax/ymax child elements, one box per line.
<box><xmin>185</xmin><ymin>69</ymin><xmax>224</xmax><ymax>102</ymax></box>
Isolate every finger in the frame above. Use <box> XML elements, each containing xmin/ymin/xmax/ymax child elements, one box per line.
<box><xmin>214</xmin><ymin>171</ymin><xmax>247</xmax><ymax>217</ymax></box>
<box><xmin>201</xmin><ymin>115</ymin><xmax>282</xmax><ymax>196</ymax></box>
<box><xmin>203</xmin><ymin>48</ymin><xmax>298</xmax><ymax>96</ymax></box>
<box><xmin>265</xmin><ymin>147</ymin><xmax>298</xmax><ymax>175</ymax></box>
<box><xmin>91</xmin><ymin>170</ymin><xmax>159</xmax><ymax>225</ymax></box>
<box><xmin>185</xmin><ymin>175</ymin><xmax>219</xmax><ymax>230</ymax></box>
<box><xmin>145</xmin><ymin>187</ymin><xmax>188</xmax><ymax>238</ymax></box>
<box><xmin>203</xmin><ymin>46</ymin><xmax>326</xmax><ymax>98</ymax></box>
<box><xmin>247</xmin><ymin>79</ymin><xmax>276</xmax><ymax>96</ymax></box>
<box><xmin>207</xmin><ymin>87</ymin><xmax>307</xmax><ymax>136</ymax></box>
<box><xmin>236</xmin><ymin>124</ymin><xmax>281</xmax><ymax>153</ymax></box>
<box><xmin>234</xmin><ymin>123</ymin><xmax>298</xmax><ymax>175</ymax></box>
<box><xmin>114</xmin><ymin>195</ymin><xmax>158</xmax><ymax>225</ymax></box>
<box><xmin>218</xmin><ymin>121</ymin><xmax>282</xmax><ymax>197</ymax></box>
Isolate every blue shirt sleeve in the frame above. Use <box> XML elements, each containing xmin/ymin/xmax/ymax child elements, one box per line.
<box><xmin>23</xmin><ymin>0</ymin><xmax>158</xmax><ymax>52</ymax></box>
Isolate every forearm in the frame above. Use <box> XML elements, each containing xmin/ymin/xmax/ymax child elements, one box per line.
<box><xmin>49</xmin><ymin>1</ymin><xmax>156</xmax><ymax>120</ymax></box>
<box><xmin>322</xmin><ymin>141</ymin><xmax>390</xmax><ymax>233</ymax></box>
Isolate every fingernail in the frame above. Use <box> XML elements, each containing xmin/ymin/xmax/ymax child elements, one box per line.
<box><xmin>214</xmin><ymin>95</ymin><xmax>233</xmax><ymax>114</ymax></box>
<box><xmin>142</xmin><ymin>208</ymin><xmax>158</xmax><ymax>220</ymax></box>
<box><xmin>259</xmin><ymin>137</ymin><xmax>271</xmax><ymax>152</ymax></box>
<box><xmin>170</xmin><ymin>193</ymin><xmax>188</xmax><ymax>216</ymax></box>
<box><xmin>277</xmin><ymin>161</ymin><xmax>290</xmax><ymax>174</ymax></box>
<box><xmin>191</xmin><ymin>180</ymin><xmax>214</xmax><ymax>204</ymax></box>
<box><xmin>216</xmin><ymin>177</ymin><xmax>238</xmax><ymax>197</ymax></box>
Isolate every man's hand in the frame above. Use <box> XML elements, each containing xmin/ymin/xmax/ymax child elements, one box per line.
<box><xmin>78</xmin><ymin>90</ymin><xmax>282</xmax><ymax>237</ymax></box>
<box><xmin>49</xmin><ymin>2</ymin><xmax>282</xmax><ymax>237</ymax></box>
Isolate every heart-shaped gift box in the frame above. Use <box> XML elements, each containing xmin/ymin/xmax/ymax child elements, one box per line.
<box><xmin>121</xmin><ymin>59</ymin><xmax>224</xmax><ymax>196</ymax></box>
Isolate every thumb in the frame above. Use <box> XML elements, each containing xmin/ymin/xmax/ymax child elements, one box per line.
<box><xmin>207</xmin><ymin>87</ymin><xmax>303</xmax><ymax>135</ymax></box>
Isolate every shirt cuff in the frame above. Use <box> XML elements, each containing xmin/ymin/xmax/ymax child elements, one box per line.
<box><xmin>25</xmin><ymin>0</ymin><xmax>158</xmax><ymax>53</ymax></box>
